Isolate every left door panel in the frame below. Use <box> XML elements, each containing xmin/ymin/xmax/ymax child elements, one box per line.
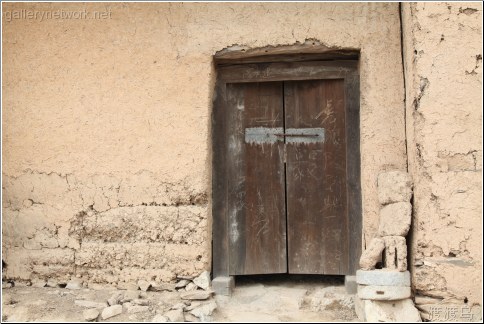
<box><xmin>226</xmin><ymin>82</ymin><xmax>287</xmax><ymax>275</ymax></box>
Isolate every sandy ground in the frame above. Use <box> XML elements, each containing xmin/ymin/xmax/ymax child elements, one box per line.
<box><xmin>1</xmin><ymin>276</ymin><xmax>356</xmax><ymax>322</ymax></box>
<box><xmin>214</xmin><ymin>275</ymin><xmax>357</xmax><ymax>322</ymax></box>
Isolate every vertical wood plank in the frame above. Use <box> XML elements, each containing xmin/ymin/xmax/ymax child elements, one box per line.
<box><xmin>212</xmin><ymin>81</ymin><xmax>229</xmax><ymax>277</ymax></box>
<box><xmin>345</xmin><ymin>73</ymin><xmax>362</xmax><ymax>274</ymax></box>
<box><xmin>285</xmin><ymin>79</ymin><xmax>349</xmax><ymax>275</ymax></box>
<box><xmin>228</xmin><ymin>82</ymin><xmax>287</xmax><ymax>275</ymax></box>
<box><xmin>225</xmin><ymin>83</ymin><xmax>246</xmax><ymax>274</ymax></box>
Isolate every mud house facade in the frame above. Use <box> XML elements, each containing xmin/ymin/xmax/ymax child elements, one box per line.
<box><xmin>2</xmin><ymin>2</ymin><xmax>482</xmax><ymax>319</ymax></box>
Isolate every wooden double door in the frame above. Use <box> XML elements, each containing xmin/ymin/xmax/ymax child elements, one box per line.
<box><xmin>213</xmin><ymin>61</ymin><xmax>361</xmax><ymax>278</ymax></box>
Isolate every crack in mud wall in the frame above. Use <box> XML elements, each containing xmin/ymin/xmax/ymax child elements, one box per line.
<box><xmin>401</xmin><ymin>2</ymin><xmax>482</xmax><ymax>308</ymax></box>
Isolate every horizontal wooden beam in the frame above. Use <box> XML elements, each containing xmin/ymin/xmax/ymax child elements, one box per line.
<box><xmin>214</xmin><ymin>42</ymin><xmax>360</xmax><ymax>65</ymax></box>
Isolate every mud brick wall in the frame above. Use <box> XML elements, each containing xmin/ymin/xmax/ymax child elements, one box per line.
<box><xmin>402</xmin><ymin>2</ymin><xmax>482</xmax><ymax>308</ymax></box>
<box><xmin>3</xmin><ymin>2</ymin><xmax>406</xmax><ymax>286</ymax></box>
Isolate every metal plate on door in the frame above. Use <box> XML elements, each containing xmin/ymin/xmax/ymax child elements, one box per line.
<box><xmin>245</xmin><ymin>127</ymin><xmax>325</xmax><ymax>144</ymax></box>
<box><xmin>245</xmin><ymin>127</ymin><xmax>283</xmax><ymax>144</ymax></box>
<box><xmin>284</xmin><ymin>128</ymin><xmax>325</xmax><ymax>144</ymax></box>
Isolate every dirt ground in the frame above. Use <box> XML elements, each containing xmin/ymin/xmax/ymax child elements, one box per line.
<box><xmin>1</xmin><ymin>276</ymin><xmax>356</xmax><ymax>322</ymax></box>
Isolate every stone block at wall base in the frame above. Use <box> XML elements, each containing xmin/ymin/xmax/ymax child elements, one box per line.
<box><xmin>358</xmin><ymin>284</ymin><xmax>411</xmax><ymax>301</ymax></box>
<box><xmin>364</xmin><ymin>298</ymin><xmax>421</xmax><ymax>322</ymax></box>
<box><xmin>212</xmin><ymin>276</ymin><xmax>234</xmax><ymax>296</ymax></box>
<box><xmin>377</xmin><ymin>171</ymin><xmax>413</xmax><ymax>205</ymax></box>
<box><xmin>378</xmin><ymin>202</ymin><xmax>412</xmax><ymax>236</ymax></box>
<box><xmin>345</xmin><ymin>275</ymin><xmax>357</xmax><ymax>294</ymax></box>
<box><xmin>383</xmin><ymin>236</ymin><xmax>407</xmax><ymax>271</ymax></box>
<box><xmin>359</xmin><ymin>238</ymin><xmax>385</xmax><ymax>270</ymax></box>
<box><xmin>356</xmin><ymin>270</ymin><xmax>410</xmax><ymax>287</ymax></box>
<box><xmin>354</xmin><ymin>296</ymin><xmax>366</xmax><ymax>321</ymax></box>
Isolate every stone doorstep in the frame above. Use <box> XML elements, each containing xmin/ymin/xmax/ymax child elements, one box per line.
<box><xmin>356</xmin><ymin>270</ymin><xmax>410</xmax><ymax>287</ymax></box>
<box><xmin>358</xmin><ymin>284</ymin><xmax>411</xmax><ymax>301</ymax></box>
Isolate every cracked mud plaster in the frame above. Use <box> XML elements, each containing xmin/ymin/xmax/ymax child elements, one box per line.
<box><xmin>402</xmin><ymin>2</ymin><xmax>482</xmax><ymax>305</ymax></box>
<box><xmin>3</xmin><ymin>3</ymin><xmax>407</xmax><ymax>284</ymax></box>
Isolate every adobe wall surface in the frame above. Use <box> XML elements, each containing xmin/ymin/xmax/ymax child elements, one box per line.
<box><xmin>2</xmin><ymin>3</ymin><xmax>406</xmax><ymax>285</ymax></box>
<box><xmin>402</xmin><ymin>2</ymin><xmax>482</xmax><ymax>306</ymax></box>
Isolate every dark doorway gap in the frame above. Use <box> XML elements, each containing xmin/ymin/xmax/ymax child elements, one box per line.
<box><xmin>234</xmin><ymin>274</ymin><xmax>345</xmax><ymax>287</ymax></box>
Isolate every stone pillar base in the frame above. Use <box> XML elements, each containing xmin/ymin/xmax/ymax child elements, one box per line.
<box><xmin>359</xmin><ymin>298</ymin><xmax>422</xmax><ymax>322</ymax></box>
<box><xmin>345</xmin><ymin>275</ymin><xmax>357</xmax><ymax>294</ymax></box>
<box><xmin>212</xmin><ymin>276</ymin><xmax>235</xmax><ymax>296</ymax></box>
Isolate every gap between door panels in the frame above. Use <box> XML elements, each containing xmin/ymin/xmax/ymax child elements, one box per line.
<box><xmin>282</xmin><ymin>81</ymin><xmax>290</xmax><ymax>274</ymax></box>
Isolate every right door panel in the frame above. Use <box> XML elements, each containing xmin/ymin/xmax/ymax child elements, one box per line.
<box><xmin>284</xmin><ymin>79</ymin><xmax>349</xmax><ymax>274</ymax></box>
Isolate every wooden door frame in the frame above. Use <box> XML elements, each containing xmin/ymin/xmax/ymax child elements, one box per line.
<box><xmin>212</xmin><ymin>60</ymin><xmax>362</xmax><ymax>282</ymax></box>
